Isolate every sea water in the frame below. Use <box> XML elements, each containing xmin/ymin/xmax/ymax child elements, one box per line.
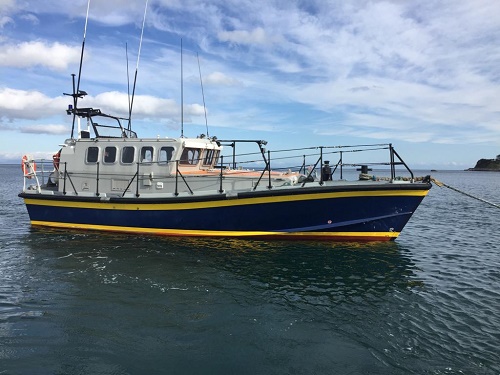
<box><xmin>1</xmin><ymin>164</ymin><xmax>499</xmax><ymax>374</ymax></box>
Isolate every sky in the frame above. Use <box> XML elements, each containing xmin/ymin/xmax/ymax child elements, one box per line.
<box><xmin>1</xmin><ymin>0</ymin><xmax>500</xmax><ymax>169</ymax></box>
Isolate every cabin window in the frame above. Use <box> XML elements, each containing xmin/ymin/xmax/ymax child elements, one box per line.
<box><xmin>86</xmin><ymin>147</ymin><xmax>99</xmax><ymax>163</ymax></box>
<box><xmin>121</xmin><ymin>146</ymin><xmax>135</xmax><ymax>164</ymax></box>
<box><xmin>140</xmin><ymin>146</ymin><xmax>154</xmax><ymax>163</ymax></box>
<box><xmin>203</xmin><ymin>149</ymin><xmax>218</xmax><ymax>166</ymax></box>
<box><xmin>104</xmin><ymin>146</ymin><xmax>117</xmax><ymax>164</ymax></box>
<box><xmin>159</xmin><ymin>146</ymin><xmax>175</xmax><ymax>164</ymax></box>
<box><xmin>180</xmin><ymin>148</ymin><xmax>201</xmax><ymax>165</ymax></box>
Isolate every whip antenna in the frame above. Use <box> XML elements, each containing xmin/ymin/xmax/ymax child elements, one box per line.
<box><xmin>181</xmin><ymin>38</ymin><xmax>184</xmax><ymax>137</ymax></box>
<box><xmin>197</xmin><ymin>52</ymin><xmax>209</xmax><ymax>138</ymax></box>
<box><xmin>128</xmin><ymin>0</ymin><xmax>149</xmax><ymax>131</ymax></box>
<box><xmin>69</xmin><ymin>0</ymin><xmax>91</xmax><ymax>139</ymax></box>
<box><xmin>126</xmin><ymin>42</ymin><xmax>131</xmax><ymax>125</ymax></box>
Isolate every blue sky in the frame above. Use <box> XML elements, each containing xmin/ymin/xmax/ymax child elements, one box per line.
<box><xmin>1</xmin><ymin>0</ymin><xmax>499</xmax><ymax>169</ymax></box>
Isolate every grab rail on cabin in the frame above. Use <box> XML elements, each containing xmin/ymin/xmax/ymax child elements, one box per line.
<box><xmin>96</xmin><ymin>162</ymin><xmax>100</xmax><ymax>196</ymax></box>
<box><xmin>70</xmin><ymin>107</ymin><xmax>137</xmax><ymax>139</ymax></box>
<box><xmin>118</xmin><ymin>160</ymin><xmax>195</xmax><ymax>197</ymax></box>
<box><xmin>92</xmin><ymin>123</ymin><xmax>138</xmax><ymax>139</ymax></box>
<box><xmin>56</xmin><ymin>159</ymin><xmax>197</xmax><ymax>197</ymax></box>
<box><xmin>174</xmin><ymin>161</ymin><xmax>194</xmax><ymax>196</ymax></box>
<box><xmin>62</xmin><ymin>162</ymin><xmax>78</xmax><ymax>195</ymax></box>
<box><xmin>120</xmin><ymin>163</ymin><xmax>140</xmax><ymax>198</ymax></box>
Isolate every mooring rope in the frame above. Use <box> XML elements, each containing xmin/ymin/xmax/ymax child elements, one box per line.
<box><xmin>357</xmin><ymin>172</ymin><xmax>500</xmax><ymax>210</ymax></box>
<box><xmin>430</xmin><ymin>178</ymin><xmax>500</xmax><ymax>210</ymax></box>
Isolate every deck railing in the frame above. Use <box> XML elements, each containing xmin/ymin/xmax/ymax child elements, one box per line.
<box><xmin>23</xmin><ymin>143</ymin><xmax>416</xmax><ymax>197</ymax></box>
<box><xmin>220</xmin><ymin>142</ymin><xmax>415</xmax><ymax>186</ymax></box>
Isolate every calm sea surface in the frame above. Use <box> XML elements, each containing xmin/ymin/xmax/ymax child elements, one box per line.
<box><xmin>1</xmin><ymin>164</ymin><xmax>499</xmax><ymax>374</ymax></box>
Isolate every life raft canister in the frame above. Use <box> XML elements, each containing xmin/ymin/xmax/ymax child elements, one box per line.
<box><xmin>53</xmin><ymin>150</ymin><xmax>61</xmax><ymax>171</ymax></box>
<box><xmin>21</xmin><ymin>154</ymin><xmax>36</xmax><ymax>178</ymax></box>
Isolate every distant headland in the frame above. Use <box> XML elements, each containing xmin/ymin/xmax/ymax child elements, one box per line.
<box><xmin>467</xmin><ymin>155</ymin><xmax>500</xmax><ymax>171</ymax></box>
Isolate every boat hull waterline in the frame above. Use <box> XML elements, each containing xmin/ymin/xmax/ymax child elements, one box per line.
<box><xmin>20</xmin><ymin>184</ymin><xmax>430</xmax><ymax>241</ymax></box>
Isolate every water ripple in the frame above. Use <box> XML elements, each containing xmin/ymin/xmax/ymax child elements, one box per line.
<box><xmin>2</xmin><ymin>166</ymin><xmax>500</xmax><ymax>374</ymax></box>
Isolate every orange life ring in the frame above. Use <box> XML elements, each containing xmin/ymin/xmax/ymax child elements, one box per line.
<box><xmin>21</xmin><ymin>155</ymin><xmax>36</xmax><ymax>178</ymax></box>
<box><xmin>53</xmin><ymin>151</ymin><xmax>61</xmax><ymax>171</ymax></box>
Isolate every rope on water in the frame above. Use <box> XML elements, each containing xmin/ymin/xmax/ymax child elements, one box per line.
<box><xmin>357</xmin><ymin>172</ymin><xmax>500</xmax><ymax>210</ymax></box>
<box><xmin>431</xmin><ymin>178</ymin><xmax>500</xmax><ymax>210</ymax></box>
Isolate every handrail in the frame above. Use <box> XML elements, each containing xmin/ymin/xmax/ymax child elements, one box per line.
<box><xmin>22</xmin><ymin>156</ymin><xmax>42</xmax><ymax>193</ymax></box>
<box><xmin>253</xmin><ymin>158</ymin><xmax>271</xmax><ymax>191</ymax></box>
<box><xmin>121</xmin><ymin>171</ymin><xmax>138</xmax><ymax>198</ymax></box>
<box><xmin>96</xmin><ymin>162</ymin><xmax>100</xmax><ymax>196</ymax></box>
<box><xmin>300</xmin><ymin>155</ymin><xmax>306</xmax><ymax>174</ymax></box>
<box><xmin>218</xmin><ymin>142</ymin><xmax>412</xmax><ymax>185</ymax></box>
<box><xmin>135</xmin><ymin>162</ymin><xmax>140</xmax><ymax>197</ymax></box>
<box><xmin>301</xmin><ymin>155</ymin><xmax>322</xmax><ymax>187</ymax></box>
<box><xmin>319</xmin><ymin>146</ymin><xmax>324</xmax><ymax>185</ymax></box>
<box><xmin>62</xmin><ymin>162</ymin><xmax>78</xmax><ymax>195</ymax></box>
<box><xmin>21</xmin><ymin>142</ymin><xmax>417</xmax><ymax>198</ymax></box>
<box><xmin>331</xmin><ymin>157</ymin><xmax>342</xmax><ymax>179</ymax></box>
<box><xmin>390</xmin><ymin>145</ymin><xmax>414</xmax><ymax>181</ymax></box>
<box><xmin>219</xmin><ymin>155</ymin><xmax>224</xmax><ymax>193</ymax></box>
<box><xmin>267</xmin><ymin>150</ymin><xmax>272</xmax><ymax>189</ymax></box>
<box><xmin>230</xmin><ymin>146</ymin><xmax>389</xmax><ymax>170</ymax></box>
<box><xmin>174</xmin><ymin>161</ymin><xmax>193</xmax><ymax>196</ymax></box>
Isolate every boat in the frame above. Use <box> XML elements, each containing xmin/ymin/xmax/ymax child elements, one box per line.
<box><xmin>17</xmin><ymin>5</ymin><xmax>431</xmax><ymax>242</ymax></box>
<box><xmin>18</xmin><ymin>89</ymin><xmax>431</xmax><ymax>241</ymax></box>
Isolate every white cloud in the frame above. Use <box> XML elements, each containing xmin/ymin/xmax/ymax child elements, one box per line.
<box><xmin>218</xmin><ymin>27</ymin><xmax>269</xmax><ymax>45</ymax></box>
<box><xmin>0</xmin><ymin>88</ymin><xmax>64</xmax><ymax>120</ymax></box>
<box><xmin>1</xmin><ymin>0</ymin><xmax>150</xmax><ymax>26</ymax></box>
<box><xmin>0</xmin><ymin>0</ymin><xmax>16</xmax><ymax>13</ymax></box>
<box><xmin>20</xmin><ymin>124</ymin><xmax>67</xmax><ymax>135</ymax></box>
<box><xmin>89</xmin><ymin>91</ymin><xmax>184</xmax><ymax>119</ymax></box>
<box><xmin>19</xmin><ymin>13</ymin><xmax>39</xmax><ymax>24</ymax></box>
<box><xmin>0</xmin><ymin>15</ymin><xmax>13</xmax><ymax>27</ymax></box>
<box><xmin>0</xmin><ymin>41</ymin><xmax>81</xmax><ymax>70</ymax></box>
<box><xmin>0</xmin><ymin>86</ymin><xmax>206</xmax><ymax>126</ymax></box>
<box><xmin>204</xmin><ymin>72</ymin><xmax>241</xmax><ymax>86</ymax></box>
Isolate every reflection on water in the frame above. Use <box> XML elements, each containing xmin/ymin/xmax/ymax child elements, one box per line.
<box><xmin>195</xmin><ymin>238</ymin><xmax>421</xmax><ymax>304</ymax></box>
<box><xmin>23</xmin><ymin>230</ymin><xmax>422</xmax><ymax>306</ymax></box>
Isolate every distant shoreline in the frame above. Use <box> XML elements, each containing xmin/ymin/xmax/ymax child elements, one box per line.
<box><xmin>467</xmin><ymin>158</ymin><xmax>500</xmax><ymax>171</ymax></box>
<box><xmin>466</xmin><ymin>168</ymin><xmax>500</xmax><ymax>172</ymax></box>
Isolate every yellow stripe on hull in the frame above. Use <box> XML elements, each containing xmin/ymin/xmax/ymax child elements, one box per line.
<box><xmin>30</xmin><ymin>220</ymin><xmax>400</xmax><ymax>240</ymax></box>
<box><xmin>23</xmin><ymin>189</ymin><xmax>429</xmax><ymax>211</ymax></box>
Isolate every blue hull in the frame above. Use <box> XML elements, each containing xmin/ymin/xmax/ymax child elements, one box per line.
<box><xmin>19</xmin><ymin>183</ymin><xmax>431</xmax><ymax>241</ymax></box>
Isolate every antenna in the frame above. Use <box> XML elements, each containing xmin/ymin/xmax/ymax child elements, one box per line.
<box><xmin>197</xmin><ymin>52</ymin><xmax>209</xmax><ymax>138</ymax></box>
<box><xmin>128</xmin><ymin>0</ymin><xmax>149</xmax><ymax>132</ymax></box>
<box><xmin>180</xmin><ymin>38</ymin><xmax>184</xmax><ymax>138</ymax></box>
<box><xmin>126</xmin><ymin>42</ymin><xmax>131</xmax><ymax>125</ymax></box>
<box><xmin>69</xmin><ymin>0</ymin><xmax>91</xmax><ymax>139</ymax></box>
